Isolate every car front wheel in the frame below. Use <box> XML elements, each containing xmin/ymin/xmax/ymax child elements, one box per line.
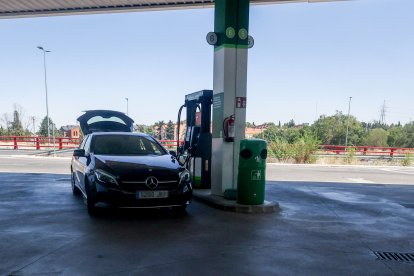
<box><xmin>71</xmin><ymin>172</ymin><xmax>81</xmax><ymax>196</ymax></box>
<box><xmin>85</xmin><ymin>180</ymin><xmax>98</xmax><ymax>216</ymax></box>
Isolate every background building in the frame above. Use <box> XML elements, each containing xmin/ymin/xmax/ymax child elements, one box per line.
<box><xmin>60</xmin><ymin>125</ymin><xmax>80</xmax><ymax>138</ymax></box>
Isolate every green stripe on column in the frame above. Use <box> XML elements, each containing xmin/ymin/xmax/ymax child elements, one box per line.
<box><xmin>214</xmin><ymin>0</ymin><xmax>250</xmax><ymax>48</ymax></box>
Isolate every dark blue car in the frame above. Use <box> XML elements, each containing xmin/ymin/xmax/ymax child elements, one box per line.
<box><xmin>71</xmin><ymin>110</ymin><xmax>192</xmax><ymax>215</ymax></box>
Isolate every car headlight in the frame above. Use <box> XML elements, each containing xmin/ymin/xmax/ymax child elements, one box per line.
<box><xmin>179</xmin><ymin>169</ymin><xmax>191</xmax><ymax>185</ymax></box>
<box><xmin>94</xmin><ymin>169</ymin><xmax>119</xmax><ymax>185</ymax></box>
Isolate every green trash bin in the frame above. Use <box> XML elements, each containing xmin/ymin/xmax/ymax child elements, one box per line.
<box><xmin>237</xmin><ymin>139</ymin><xmax>268</xmax><ymax>205</ymax></box>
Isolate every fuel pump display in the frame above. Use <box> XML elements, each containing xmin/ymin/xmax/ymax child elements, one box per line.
<box><xmin>176</xmin><ymin>90</ymin><xmax>213</xmax><ymax>189</ymax></box>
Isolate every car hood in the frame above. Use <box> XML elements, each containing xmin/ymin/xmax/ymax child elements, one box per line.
<box><xmin>94</xmin><ymin>154</ymin><xmax>182</xmax><ymax>181</ymax></box>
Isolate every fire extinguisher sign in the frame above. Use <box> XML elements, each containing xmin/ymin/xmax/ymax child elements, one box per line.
<box><xmin>236</xmin><ymin>97</ymin><xmax>247</xmax><ymax>108</ymax></box>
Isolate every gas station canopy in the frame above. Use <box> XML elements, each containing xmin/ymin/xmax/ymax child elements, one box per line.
<box><xmin>0</xmin><ymin>0</ymin><xmax>339</xmax><ymax>18</ymax></box>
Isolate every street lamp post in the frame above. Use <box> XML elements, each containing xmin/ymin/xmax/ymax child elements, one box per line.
<box><xmin>125</xmin><ymin>98</ymin><xmax>129</xmax><ymax>115</ymax></box>
<box><xmin>37</xmin><ymin>46</ymin><xmax>51</xmax><ymax>147</ymax></box>
<box><xmin>345</xmin><ymin>96</ymin><xmax>352</xmax><ymax>147</ymax></box>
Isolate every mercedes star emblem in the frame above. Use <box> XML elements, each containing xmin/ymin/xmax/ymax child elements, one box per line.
<box><xmin>145</xmin><ymin>176</ymin><xmax>158</xmax><ymax>190</ymax></box>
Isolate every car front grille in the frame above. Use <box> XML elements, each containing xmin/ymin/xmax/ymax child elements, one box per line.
<box><xmin>120</xmin><ymin>180</ymin><xmax>179</xmax><ymax>191</ymax></box>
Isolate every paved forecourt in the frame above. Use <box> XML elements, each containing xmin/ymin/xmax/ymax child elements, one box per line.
<box><xmin>0</xmin><ymin>155</ymin><xmax>414</xmax><ymax>274</ymax></box>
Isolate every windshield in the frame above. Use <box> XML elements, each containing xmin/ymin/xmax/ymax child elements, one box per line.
<box><xmin>92</xmin><ymin>135</ymin><xmax>167</xmax><ymax>156</ymax></box>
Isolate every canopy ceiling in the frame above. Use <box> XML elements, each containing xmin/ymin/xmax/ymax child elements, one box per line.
<box><xmin>0</xmin><ymin>0</ymin><xmax>342</xmax><ymax>18</ymax></box>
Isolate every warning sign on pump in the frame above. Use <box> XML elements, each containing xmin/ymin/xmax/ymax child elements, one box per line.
<box><xmin>236</xmin><ymin>97</ymin><xmax>247</xmax><ymax>108</ymax></box>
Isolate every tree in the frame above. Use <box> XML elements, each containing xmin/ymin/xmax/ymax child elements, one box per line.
<box><xmin>311</xmin><ymin>111</ymin><xmax>366</xmax><ymax>145</ymax></box>
<box><xmin>135</xmin><ymin>124</ymin><xmax>155</xmax><ymax>136</ymax></box>
<box><xmin>404</xmin><ymin>122</ymin><xmax>414</xmax><ymax>148</ymax></box>
<box><xmin>256</xmin><ymin>125</ymin><xmax>283</xmax><ymax>142</ymax></box>
<box><xmin>135</xmin><ymin>124</ymin><xmax>146</xmax><ymax>133</ymax></box>
<box><xmin>146</xmin><ymin>126</ymin><xmax>155</xmax><ymax>137</ymax></box>
<box><xmin>366</xmin><ymin>128</ymin><xmax>388</xmax><ymax>147</ymax></box>
<box><xmin>9</xmin><ymin>110</ymin><xmax>24</xmax><ymax>136</ymax></box>
<box><xmin>1</xmin><ymin>104</ymin><xmax>32</xmax><ymax>136</ymax></box>
<box><xmin>37</xmin><ymin>116</ymin><xmax>58</xmax><ymax>137</ymax></box>
<box><xmin>283</xmin><ymin>127</ymin><xmax>303</xmax><ymax>143</ymax></box>
<box><xmin>1</xmin><ymin>113</ymin><xmax>11</xmax><ymax>135</ymax></box>
<box><xmin>285</xmin><ymin>119</ymin><xmax>295</xmax><ymax>128</ymax></box>
<box><xmin>255</xmin><ymin>124</ymin><xmax>311</xmax><ymax>144</ymax></box>
<box><xmin>372</xmin><ymin>120</ymin><xmax>389</xmax><ymax>130</ymax></box>
<box><xmin>153</xmin><ymin>121</ymin><xmax>165</xmax><ymax>140</ymax></box>
<box><xmin>165</xmin><ymin>120</ymin><xmax>175</xmax><ymax>140</ymax></box>
<box><xmin>387</xmin><ymin>126</ymin><xmax>406</xmax><ymax>147</ymax></box>
<box><xmin>0</xmin><ymin>126</ymin><xmax>6</xmax><ymax>136</ymax></box>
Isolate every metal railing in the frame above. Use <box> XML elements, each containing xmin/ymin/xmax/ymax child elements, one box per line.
<box><xmin>1</xmin><ymin>136</ymin><xmax>412</xmax><ymax>157</ymax></box>
<box><xmin>0</xmin><ymin>136</ymin><xmax>181</xmax><ymax>151</ymax></box>
<box><xmin>159</xmin><ymin>139</ymin><xmax>181</xmax><ymax>149</ymax></box>
<box><xmin>0</xmin><ymin>136</ymin><xmax>80</xmax><ymax>150</ymax></box>
<box><xmin>320</xmin><ymin>145</ymin><xmax>414</xmax><ymax>157</ymax></box>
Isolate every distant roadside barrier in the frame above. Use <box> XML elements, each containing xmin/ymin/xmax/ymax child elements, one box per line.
<box><xmin>159</xmin><ymin>139</ymin><xmax>178</xmax><ymax>149</ymax></box>
<box><xmin>0</xmin><ymin>136</ymin><xmax>80</xmax><ymax>150</ymax></box>
<box><xmin>320</xmin><ymin>145</ymin><xmax>414</xmax><ymax>158</ymax></box>
<box><xmin>1</xmin><ymin>136</ymin><xmax>413</xmax><ymax>158</ymax></box>
<box><xmin>0</xmin><ymin>136</ymin><xmax>180</xmax><ymax>151</ymax></box>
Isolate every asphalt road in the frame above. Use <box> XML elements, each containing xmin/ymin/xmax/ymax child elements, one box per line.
<box><xmin>267</xmin><ymin>163</ymin><xmax>414</xmax><ymax>185</ymax></box>
<box><xmin>1</xmin><ymin>154</ymin><xmax>414</xmax><ymax>274</ymax></box>
<box><xmin>0</xmin><ymin>155</ymin><xmax>70</xmax><ymax>174</ymax></box>
<box><xmin>1</xmin><ymin>154</ymin><xmax>413</xmax><ymax>185</ymax></box>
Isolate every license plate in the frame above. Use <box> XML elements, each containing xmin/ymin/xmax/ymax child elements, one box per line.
<box><xmin>137</xmin><ymin>190</ymin><xmax>168</xmax><ymax>199</ymax></box>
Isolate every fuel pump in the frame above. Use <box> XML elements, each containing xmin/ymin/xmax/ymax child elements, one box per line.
<box><xmin>176</xmin><ymin>90</ymin><xmax>212</xmax><ymax>189</ymax></box>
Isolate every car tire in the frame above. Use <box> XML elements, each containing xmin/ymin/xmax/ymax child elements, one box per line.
<box><xmin>71</xmin><ymin>172</ymin><xmax>81</xmax><ymax>196</ymax></box>
<box><xmin>85</xmin><ymin>180</ymin><xmax>98</xmax><ymax>216</ymax></box>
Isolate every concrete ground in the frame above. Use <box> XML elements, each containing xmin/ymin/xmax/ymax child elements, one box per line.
<box><xmin>0</xmin><ymin>154</ymin><xmax>414</xmax><ymax>275</ymax></box>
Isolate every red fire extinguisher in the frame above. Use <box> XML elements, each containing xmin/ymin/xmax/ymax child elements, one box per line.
<box><xmin>223</xmin><ymin>115</ymin><xmax>235</xmax><ymax>142</ymax></box>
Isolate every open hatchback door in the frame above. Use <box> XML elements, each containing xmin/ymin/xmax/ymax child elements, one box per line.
<box><xmin>77</xmin><ymin>110</ymin><xmax>134</xmax><ymax>135</ymax></box>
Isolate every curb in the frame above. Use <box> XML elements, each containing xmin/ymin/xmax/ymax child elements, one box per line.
<box><xmin>193</xmin><ymin>189</ymin><xmax>280</xmax><ymax>214</ymax></box>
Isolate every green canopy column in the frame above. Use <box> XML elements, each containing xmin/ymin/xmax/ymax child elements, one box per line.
<box><xmin>211</xmin><ymin>0</ymin><xmax>250</xmax><ymax>196</ymax></box>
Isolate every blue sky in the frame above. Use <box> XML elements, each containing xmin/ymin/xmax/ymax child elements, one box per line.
<box><xmin>0</xmin><ymin>0</ymin><xmax>413</xmax><ymax>129</ymax></box>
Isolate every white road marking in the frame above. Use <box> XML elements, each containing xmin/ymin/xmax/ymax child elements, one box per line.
<box><xmin>347</xmin><ymin>178</ymin><xmax>374</xmax><ymax>184</ymax></box>
<box><xmin>379</xmin><ymin>168</ymin><xmax>414</xmax><ymax>175</ymax></box>
<box><xmin>0</xmin><ymin>155</ymin><xmax>71</xmax><ymax>160</ymax></box>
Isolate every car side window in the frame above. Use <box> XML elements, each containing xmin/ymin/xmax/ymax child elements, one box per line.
<box><xmin>79</xmin><ymin>135</ymin><xmax>89</xmax><ymax>149</ymax></box>
<box><xmin>142</xmin><ymin>138</ymin><xmax>162</xmax><ymax>155</ymax></box>
<box><xmin>84</xmin><ymin>135</ymin><xmax>92</xmax><ymax>154</ymax></box>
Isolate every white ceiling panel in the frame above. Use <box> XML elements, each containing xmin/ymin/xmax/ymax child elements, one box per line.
<box><xmin>0</xmin><ymin>0</ymin><xmax>344</xmax><ymax>18</ymax></box>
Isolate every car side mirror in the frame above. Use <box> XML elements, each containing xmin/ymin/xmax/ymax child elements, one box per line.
<box><xmin>169</xmin><ymin>150</ymin><xmax>177</xmax><ymax>158</ymax></box>
<box><xmin>73</xmin><ymin>149</ymin><xmax>86</xmax><ymax>157</ymax></box>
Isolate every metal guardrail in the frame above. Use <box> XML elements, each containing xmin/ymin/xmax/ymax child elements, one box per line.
<box><xmin>159</xmin><ymin>139</ymin><xmax>178</xmax><ymax>149</ymax></box>
<box><xmin>1</xmin><ymin>136</ymin><xmax>413</xmax><ymax>157</ymax></box>
<box><xmin>0</xmin><ymin>136</ymin><xmax>181</xmax><ymax>151</ymax></box>
<box><xmin>0</xmin><ymin>136</ymin><xmax>80</xmax><ymax>150</ymax></box>
<box><xmin>320</xmin><ymin>145</ymin><xmax>414</xmax><ymax>157</ymax></box>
